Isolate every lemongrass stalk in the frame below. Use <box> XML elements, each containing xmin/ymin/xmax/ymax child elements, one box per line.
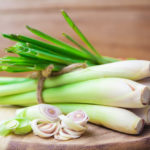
<box><xmin>0</xmin><ymin>80</ymin><xmax>37</xmax><ymax>97</ymax></box>
<box><xmin>129</xmin><ymin>106</ymin><xmax>150</xmax><ymax>125</ymax></box>
<box><xmin>54</xmin><ymin>104</ymin><xmax>144</xmax><ymax>135</ymax></box>
<box><xmin>0</xmin><ymin>60</ymin><xmax>149</xmax><ymax>97</ymax></box>
<box><xmin>0</xmin><ymin>78</ymin><xmax>150</xmax><ymax>108</ymax></box>
<box><xmin>0</xmin><ymin>77</ymin><xmax>29</xmax><ymax>85</ymax></box>
<box><xmin>45</xmin><ymin>60</ymin><xmax>150</xmax><ymax>85</ymax></box>
<box><xmin>16</xmin><ymin>104</ymin><xmax>61</xmax><ymax>122</ymax></box>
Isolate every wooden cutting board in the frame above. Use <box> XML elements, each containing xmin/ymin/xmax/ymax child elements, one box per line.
<box><xmin>0</xmin><ymin>106</ymin><xmax>150</xmax><ymax>150</ymax></box>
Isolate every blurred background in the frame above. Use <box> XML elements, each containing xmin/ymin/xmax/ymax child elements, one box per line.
<box><xmin>0</xmin><ymin>0</ymin><xmax>150</xmax><ymax>76</ymax></box>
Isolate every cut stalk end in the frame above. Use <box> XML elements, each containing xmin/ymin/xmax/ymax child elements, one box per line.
<box><xmin>136</xmin><ymin>119</ymin><xmax>144</xmax><ymax>134</ymax></box>
<box><xmin>147</xmin><ymin>109</ymin><xmax>150</xmax><ymax>125</ymax></box>
<box><xmin>141</xmin><ymin>87</ymin><xmax>150</xmax><ymax>105</ymax></box>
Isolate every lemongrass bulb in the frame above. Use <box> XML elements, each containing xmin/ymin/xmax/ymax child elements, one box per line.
<box><xmin>55</xmin><ymin>104</ymin><xmax>144</xmax><ymax>135</ymax></box>
<box><xmin>130</xmin><ymin>106</ymin><xmax>150</xmax><ymax>125</ymax></box>
<box><xmin>31</xmin><ymin>119</ymin><xmax>60</xmax><ymax>138</ymax></box>
<box><xmin>16</xmin><ymin>104</ymin><xmax>61</xmax><ymax>122</ymax></box>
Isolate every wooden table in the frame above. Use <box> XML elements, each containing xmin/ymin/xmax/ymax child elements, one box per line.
<box><xmin>0</xmin><ymin>106</ymin><xmax>150</xmax><ymax>150</ymax></box>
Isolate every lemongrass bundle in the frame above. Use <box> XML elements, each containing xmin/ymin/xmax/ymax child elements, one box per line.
<box><xmin>0</xmin><ymin>60</ymin><xmax>149</xmax><ymax>97</ymax></box>
<box><xmin>54</xmin><ymin>104</ymin><xmax>144</xmax><ymax>135</ymax></box>
<box><xmin>1</xmin><ymin>78</ymin><xmax>150</xmax><ymax>108</ymax></box>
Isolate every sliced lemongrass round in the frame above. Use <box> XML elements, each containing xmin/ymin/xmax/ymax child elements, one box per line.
<box><xmin>67</xmin><ymin>110</ymin><xmax>89</xmax><ymax>126</ymax></box>
<box><xmin>31</xmin><ymin>119</ymin><xmax>60</xmax><ymax>138</ymax></box>
<box><xmin>54</xmin><ymin>133</ymin><xmax>71</xmax><ymax>141</ymax></box>
<box><xmin>63</xmin><ymin>127</ymin><xmax>85</xmax><ymax>136</ymax></box>
<box><xmin>59</xmin><ymin>115</ymin><xmax>86</xmax><ymax>132</ymax></box>
<box><xmin>40</xmin><ymin>104</ymin><xmax>61</xmax><ymax>122</ymax></box>
<box><xmin>6</xmin><ymin>120</ymin><xmax>19</xmax><ymax>129</ymax></box>
<box><xmin>59</xmin><ymin>128</ymin><xmax>80</xmax><ymax>139</ymax></box>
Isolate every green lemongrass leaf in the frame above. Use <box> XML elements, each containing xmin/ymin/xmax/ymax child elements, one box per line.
<box><xmin>7</xmin><ymin>43</ymin><xmax>95</xmax><ymax>66</ymax></box>
<box><xmin>13</xmin><ymin>118</ymin><xmax>32</xmax><ymax>135</ymax></box>
<box><xmin>0</xmin><ymin>63</ymin><xmax>64</xmax><ymax>72</ymax></box>
<box><xmin>61</xmin><ymin>10</ymin><xmax>101</xmax><ymax>58</ymax></box>
<box><xmin>0</xmin><ymin>56</ymin><xmax>65</xmax><ymax>71</ymax></box>
<box><xmin>2</xmin><ymin>33</ymin><xmax>91</xmax><ymax>60</ymax></box>
<box><xmin>0</xmin><ymin>56</ymin><xmax>50</xmax><ymax>65</ymax></box>
<box><xmin>101</xmin><ymin>56</ymin><xmax>120</xmax><ymax>63</ymax></box>
<box><xmin>62</xmin><ymin>33</ymin><xmax>98</xmax><ymax>63</ymax></box>
<box><xmin>7</xmin><ymin>44</ymin><xmax>71</xmax><ymax>65</ymax></box>
<box><xmin>0</xmin><ymin>65</ymin><xmax>36</xmax><ymax>72</ymax></box>
<box><xmin>26</xmin><ymin>25</ymin><xmax>92</xmax><ymax>60</ymax></box>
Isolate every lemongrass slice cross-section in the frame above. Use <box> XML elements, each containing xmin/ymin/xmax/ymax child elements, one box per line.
<box><xmin>63</xmin><ymin>127</ymin><xmax>85</xmax><ymax>136</ymax></box>
<box><xmin>6</xmin><ymin>120</ymin><xmax>19</xmax><ymax>130</ymax></box>
<box><xmin>59</xmin><ymin>115</ymin><xmax>86</xmax><ymax>132</ymax></box>
<box><xmin>67</xmin><ymin>110</ymin><xmax>89</xmax><ymax>126</ymax></box>
<box><xmin>54</xmin><ymin>133</ymin><xmax>71</xmax><ymax>141</ymax></box>
<box><xmin>59</xmin><ymin>128</ymin><xmax>80</xmax><ymax>139</ymax></box>
<box><xmin>16</xmin><ymin>104</ymin><xmax>61</xmax><ymax>122</ymax></box>
<box><xmin>31</xmin><ymin>119</ymin><xmax>60</xmax><ymax>138</ymax></box>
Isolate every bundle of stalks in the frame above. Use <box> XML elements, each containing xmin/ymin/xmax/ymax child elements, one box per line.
<box><xmin>0</xmin><ymin>10</ymin><xmax>150</xmax><ymax>136</ymax></box>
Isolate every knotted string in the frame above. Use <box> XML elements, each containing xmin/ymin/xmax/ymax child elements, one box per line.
<box><xmin>29</xmin><ymin>63</ymin><xmax>87</xmax><ymax>104</ymax></box>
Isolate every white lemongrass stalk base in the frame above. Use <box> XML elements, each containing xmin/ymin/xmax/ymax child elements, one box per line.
<box><xmin>54</xmin><ymin>104</ymin><xmax>144</xmax><ymax>135</ymax></box>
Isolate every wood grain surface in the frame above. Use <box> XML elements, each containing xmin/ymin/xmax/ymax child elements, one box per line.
<box><xmin>0</xmin><ymin>106</ymin><xmax>149</xmax><ymax>150</ymax></box>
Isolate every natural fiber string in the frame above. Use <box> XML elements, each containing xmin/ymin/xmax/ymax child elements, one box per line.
<box><xmin>29</xmin><ymin>63</ymin><xmax>87</xmax><ymax>104</ymax></box>
<box><xmin>37</xmin><ymin>65</ymin><xmax>54</xmax><ymax>104</ymax></box>
<box><xmin>52</xmin><ymin>63</ymin><xmax>87</xmax><ymax>76</ymax></box>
